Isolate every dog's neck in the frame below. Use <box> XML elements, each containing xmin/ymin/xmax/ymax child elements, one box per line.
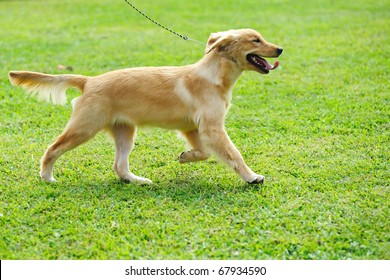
<box><xmin>195</xmin><ymin>51</ymin><xmax>243</xmax><ymax>92</ymax></box>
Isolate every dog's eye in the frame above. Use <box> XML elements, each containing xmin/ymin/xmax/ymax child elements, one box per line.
<box><xmin>253</xmin><ymin>38</ymin><xmax>261</xmax><ymax>43</ymax></box>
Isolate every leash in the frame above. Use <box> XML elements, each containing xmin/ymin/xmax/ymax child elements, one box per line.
<box><xmin>124</xmin><ymin>0</ymin><xmax>205</xmax><ymax>47</ymax></box>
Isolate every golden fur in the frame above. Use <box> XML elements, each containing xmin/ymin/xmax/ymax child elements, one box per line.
<box><xmin>9</xmin><ymin>29</ymin><xmax>282</xmax><ymax>184</ymax></box>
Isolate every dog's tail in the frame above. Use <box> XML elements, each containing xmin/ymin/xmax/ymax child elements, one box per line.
<box><xmin>8</xmin><ymin>71</ymin><xmax>88</xmax><ymax>105</ymax></box>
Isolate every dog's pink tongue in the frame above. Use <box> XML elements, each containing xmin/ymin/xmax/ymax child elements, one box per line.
<box><xmin>270</xmin><ymin>61</ymin><xmax>279</xmax><ymax>70</ymax></box>
<box><xmin>260</xmin><ymin>57</ymin><xmax>279</xmax><ymax>70</ymax></box>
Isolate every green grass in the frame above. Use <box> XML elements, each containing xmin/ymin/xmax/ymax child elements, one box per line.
<box><xmin>0</xmin><ymin>0</ymin><xmax>389</xmax><ymax>259</ymax></box>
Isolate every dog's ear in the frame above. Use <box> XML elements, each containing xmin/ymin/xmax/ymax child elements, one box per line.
<box><xmin>205</xmin><ymin>32</ymin><xmax>235</xmax><ymax>54</ymax></box>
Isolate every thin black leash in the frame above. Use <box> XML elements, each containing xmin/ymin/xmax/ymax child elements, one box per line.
<box><xmin>124</xmin><ymin>0</ymin><xmax>205</xmax><ymax>47</ymax></box>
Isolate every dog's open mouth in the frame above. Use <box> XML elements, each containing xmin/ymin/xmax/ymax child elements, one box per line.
<box><xmin>247</xmin><ymin>54</ymin><xmax>279</xmax><ymax>74</ymax></box>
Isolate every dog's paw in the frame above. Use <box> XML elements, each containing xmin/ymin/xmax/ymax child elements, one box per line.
<box><xmin>135</xmin><ymin>177</ymin><xmax>153</xmax><ymax>185</ymax></box>
<box><xmin>178</xmin><ymin>151</ymin><xmax>190</xmax><ymax>163</ymax></box>
<box><xmin>248</xmin><ymin>174</ymin><xmax>265</xmax><ymax>184</ymax></box>
<box><xmin>121</xmin><ymin>175</ymin><xmax>152</xmax><ymax>185</ymax></box>
<box><xmin>41</xmin><ymin>176</ymin><xmax>57</xmax><ymax>183</ymax></box>
<box><xmin>178</xmin><ymin>150</ymin><xmax>210</xmax><ymax>163</ymax></box>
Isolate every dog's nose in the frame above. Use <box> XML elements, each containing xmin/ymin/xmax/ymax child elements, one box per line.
<box><xmin>277</xmin><ymin>48</ymin><xmax>283</xmax><ymax>55</ymax></box>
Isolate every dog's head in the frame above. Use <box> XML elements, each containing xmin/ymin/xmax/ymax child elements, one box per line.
<box><xmin>205</xmin><ymin>29</ymin><xmax>283</xmax><ymax>74</ymax></box>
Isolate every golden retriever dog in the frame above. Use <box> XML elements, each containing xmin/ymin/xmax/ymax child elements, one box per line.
<box><xmin>9</xmin><ymin>29</ymin><xmax>283</xmax><ymax>185</ymax></box>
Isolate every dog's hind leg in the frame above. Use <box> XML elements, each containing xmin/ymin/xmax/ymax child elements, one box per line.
<box><xmin>40</xmin><ymin>116</ymin><xmax>104</xmax><ymax>182</ymax></box>
<box><xmin>178</xmin><ymin>130</ymin><xmax>210</xmax><ymax>163</ymax></box>
<box><xmin>110</xmin><ymin>124</ymin><xmax>152</xmax><ymax>185</ymax></box>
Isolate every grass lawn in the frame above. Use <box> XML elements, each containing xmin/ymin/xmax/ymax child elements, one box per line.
<box><xmin>0</xmin><ymin>0</ymin><xmax>389</xmax><ymax>259</ymax></box>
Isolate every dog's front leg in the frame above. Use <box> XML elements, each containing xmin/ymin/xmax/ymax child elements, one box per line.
<box><xmin>178</xmin><ymin>130</ymin><xmax>210</xmax><ymax>163</ymax></box>
<box><xmin>199</xmin><ymin>123</ymin><xmax>264</xmax><ymax>184</ymax></box>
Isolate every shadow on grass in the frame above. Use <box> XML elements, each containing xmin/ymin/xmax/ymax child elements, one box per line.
<box><xmin>51</xmin><ymin>175</ymin><xmax>267</xmax><ymax>208</ymax></box>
